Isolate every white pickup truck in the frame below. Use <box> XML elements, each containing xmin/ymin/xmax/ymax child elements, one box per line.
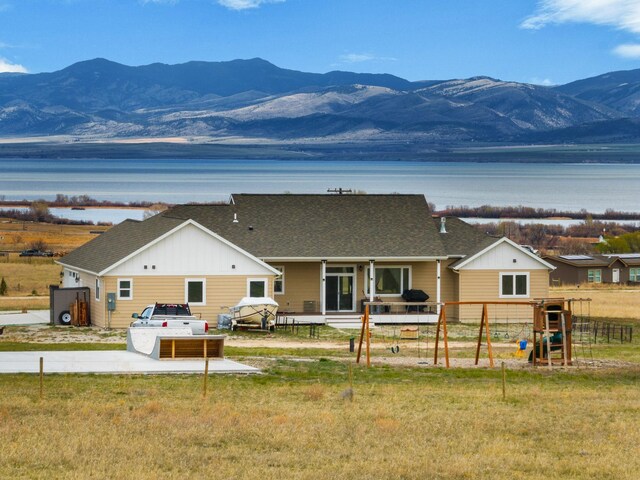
<box><xmin>130</xmin><ymin>303</ymin><xmax>209</xmax><ymax>334</ymax></box>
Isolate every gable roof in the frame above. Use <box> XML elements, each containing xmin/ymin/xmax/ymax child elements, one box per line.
<box><xmin>59</xmin><ymin>193</ymin><xmax>498</xmax><ymax>271</ymax></box>
<box><xmin>450</xmin><ymin>237</ymin><xmax>555</xmax><ymax>271</ymax></box>
<box><xmin>164</xmin><ymin>194</ymin><xmax>449</xmax><ymax>259</ymax></box>
<box><xmin>57</xmin><ymin>214</ymin><xmax>185</xmax><ymax>274</ymax></box>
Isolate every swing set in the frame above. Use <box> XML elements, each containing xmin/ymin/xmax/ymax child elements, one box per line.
<box><xmin>356</xmin><ymin>298</ymin><xmax>590</xmax><ymax>368</ymax></box>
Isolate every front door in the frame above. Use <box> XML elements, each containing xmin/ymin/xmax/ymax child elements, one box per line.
<box><xmin>325</xmin><ymin>267</ymin><xmax>355</xmax><ymax>312</ymax></box>
<box><xmin>612</xmin><ymin>268</ymin><xmax>620</xmax><ymax>283</ymax></box>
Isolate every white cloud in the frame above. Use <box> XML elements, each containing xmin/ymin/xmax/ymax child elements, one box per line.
<box><xmin>530</xmin><ymin>77</ymin><xmax>556</xmax><ymax>86</ymax></box>
<box><xmin>613</xmin><ymin>42</ymin><xmax>640</xmax><ymax>57</ymax></box>
<box><xmin>217</xmin><ymin>0</ymin><xmax>285</xmax><ymax>10</ymax></box>
<box><xmin>522</xmin><ymin>0</ymin><xmax>640</xmax><ymax>33</ymax></box>
<box><xmin>337</xmin><ymin>53</ymin><xmax>398</xmax><ymax>64</ymax></box>
<box><xmin>340</xmin><ymin>53</ymin><xmax>375</xmax><ymax>63</ymax></box>
<box><xmin>0</xmin><ymin>57</ymin><xmax>27</xmax><ymax>73</ymax></box>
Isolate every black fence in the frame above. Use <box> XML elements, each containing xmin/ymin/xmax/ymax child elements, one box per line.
<box><xmin>573</xmin><ymin>319</ymin><xmax>633</xmax><ymax>344</ymax></box>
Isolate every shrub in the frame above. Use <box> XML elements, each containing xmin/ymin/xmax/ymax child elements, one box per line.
<box><xmin>0</xmin><ymin>277</ymin><xmax>7</xmax><ymax>296</ymax></box>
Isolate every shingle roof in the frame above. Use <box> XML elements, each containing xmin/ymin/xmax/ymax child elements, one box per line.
<box><xmin>59</xmin><ymin>194</ymin><xmax>495</xmax><ymax>272</ymax></box>
<box><xmin>433</xmin><ymin>216</ymin><xmax>497</xmax><ymax>257</ymax></box>
<box><xmin>165</xmin><ymin>194</ymin><xmax>451</xmax><ymax>258</ymax></box>
<box><xmin>542</xmin><ymin>255</ymin><xmax>610</xmax><ymax>267</ymax></box>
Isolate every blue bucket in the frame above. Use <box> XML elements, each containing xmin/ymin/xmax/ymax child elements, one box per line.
<box><xmin>519</xmin><ymin>340</ymin><xmax>528</xmax><ymax>350</ymax></box>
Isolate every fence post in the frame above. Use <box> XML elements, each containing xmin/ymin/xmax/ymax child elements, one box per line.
<box><xmin>203</xmin><ymin>358</ymin><xmax>209</xmax><ymax>398</ymax></box>
<box><xmin>39</xmin><ymin>357</ymin><xmax>44</xmax><ymax>400</ymax></box>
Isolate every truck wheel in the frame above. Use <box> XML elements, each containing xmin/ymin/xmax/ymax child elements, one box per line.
<box><xmin>59</xmin><ymin>310</ymin><xmax>72</xmax><ymax>325</ymax></box>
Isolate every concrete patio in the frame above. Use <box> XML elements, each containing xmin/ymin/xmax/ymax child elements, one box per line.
<box><xmin>0</xmin><ymin>350</ymin><xmax>259</xmax><ymax>374</ymax></box>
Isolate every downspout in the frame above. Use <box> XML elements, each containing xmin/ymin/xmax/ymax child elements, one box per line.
<box><xmin>436</xmin><ymin>259</ymin><xmax>441</xmax><ymax>314</ymax></box>
<box><xmin>369</xmin><ymin>260</ymin><xmax>375</xmax><ymax>304</ymax></box>
<box><xmin>321</xmin><ymin>260</ymin><xmax>326</xmax><ymax>316</ymax></box>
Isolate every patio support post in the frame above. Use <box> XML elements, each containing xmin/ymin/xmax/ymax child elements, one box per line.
<box><xmin>369</xmin><ymin>259</ymin><xmax>375</xmax><ymax>304</ymax></box>
<box><xmin>321</xmin><ymin>260</ymin><xmax>327</xmax><ymax>316</ymax></box>
<box><xmin>436</xmin><ymin>259</ymin><xmax>441</xmax><ymax>314</ymax></box>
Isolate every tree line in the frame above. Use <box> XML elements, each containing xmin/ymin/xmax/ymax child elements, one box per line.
<box><xmin>438</xmin><ymin>205</ymin><xmax>640</xmax><ymax>220</ymax></box>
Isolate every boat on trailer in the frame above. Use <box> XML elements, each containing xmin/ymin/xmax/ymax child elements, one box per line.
<box><xmin>229</xmin><ymin>297</ymin><xmax>278</xmax><ymax>331</ymax></box>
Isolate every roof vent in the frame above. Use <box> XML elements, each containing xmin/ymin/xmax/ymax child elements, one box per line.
<box><xmin>248</xmin><ymin>225</ymin><xmax>254</xmax><ymax>231</ymax></box>
<box><xmin>233</xmin><ymin>213</ymin><xmax>238</xmax><ymax>223</ymax></box>
<box><xmin>440</xmin><ymin>217</ymin><xmax>447</xmax><ymax>234</ymax></box>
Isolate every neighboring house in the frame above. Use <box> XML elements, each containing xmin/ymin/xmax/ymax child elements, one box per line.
<box><xmin>543</xmin><ymin>254</ymin><xmax>640</xmax><ymax>286</ymax></box>
<box><xmin>57</xmin><ymin>194</ymin><xmax>554</xmax><ymax>327</ymax></box>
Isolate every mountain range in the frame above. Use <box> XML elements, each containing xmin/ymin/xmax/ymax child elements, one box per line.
<box><xmin>1</xmin><ymin>57</ymin><xmax>640</xmax><ymax>144</ymax></box>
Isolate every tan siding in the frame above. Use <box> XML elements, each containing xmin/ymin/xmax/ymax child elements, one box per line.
<box><xmin>273</xmin><ymin>262</ymin><xmax>322</xmax><ymax>312</ymax></box>
<box><xmin>101</xmin><ymin>275</ymin><xmax>273</xmax><ymax>329</ymax></box>
<box><xmin>272</xmin><ymin>261</ymin><xmax>447</xmax><ymax>314</ymax></box>
<box><xmin>75</xmin><ymin>271</ymin><xmax>106</xmax><ymax>328</ymax></box>
<box><xmin>457</xmin><ymin>270</ymin><xmax>549</xmax><ymax>322</ymax></box>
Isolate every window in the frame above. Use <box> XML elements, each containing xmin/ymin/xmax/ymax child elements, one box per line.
<box><xmin>500</xmin><ymin>273</ymin><xmax>529</xmax><ymax>298</ymax></box>
<box><xmin>273</xmin><ymin>266</ymin><xmax>284</xmax><ymax>295</ymax></box>
<box><xmin>185</xmin><ymin>278</ymin><xmax>206</xmax><ymax>305</ymax></box>
<box><xmin>365</xmin><ymin>266</ymin><xmax>410</xmax><ymax>296</ymax></box>
<box><xmin>95</xmin><ymin>278</ymin><xmax>101</xmax><ymax>301</ymax></box>
<box><xmin>630</xmin><ymin>268</ymin><xmax>640</xmax><ymax>282</ymax></box>
<box><xmin>587</xmin><ymin>269</ymin><xmax>602</xmax><ymax>283</ymax></box>
<box><xmin>117</xmin><ymin>279</ymin><xmax>133</xmax><ymax>300</ymax></box>
<box><xmin>248</xmin><ymin>278</ymin><xmax>267</xmax><ymax>297</ymax></box>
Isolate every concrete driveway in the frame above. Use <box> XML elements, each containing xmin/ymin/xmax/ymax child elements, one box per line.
<box><xmin>0</xmin><ymin>310</ymin><xmax>50</xmax><ymax>326</ymax></box>
<box><xmin>0</xmin><ymin>350</ymin><xmax>259</xmax><ymax>374</ymax></box>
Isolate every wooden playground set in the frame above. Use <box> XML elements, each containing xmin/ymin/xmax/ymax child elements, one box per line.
<box><xmin>356</xmin><ymin>298</ymin><xmax>594</xmax><ymax>369</ymax></box>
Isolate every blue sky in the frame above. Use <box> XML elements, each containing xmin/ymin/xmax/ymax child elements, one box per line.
<box><xmin>1</xmin><ymin>0</ymin><xmax>640</xmax><ymax>85</ymax></box>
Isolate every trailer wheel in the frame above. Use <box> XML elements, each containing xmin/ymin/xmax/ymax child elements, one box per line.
<box><xmin>59</xmin><ymin>310</ymin><xmax>72</xmax><ymax>325</ymax></box>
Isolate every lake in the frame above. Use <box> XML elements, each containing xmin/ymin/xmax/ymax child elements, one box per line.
<box><xmin>1</xmin><ymin>158</ymin><xmax>640</xmax><ymax>213</ymax></box>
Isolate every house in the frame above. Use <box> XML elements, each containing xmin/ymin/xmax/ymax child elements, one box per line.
<box><xmin>543</xmin><ymin>253</ymin><xmax>640</xmax><ymax>286</ymax></box>
<box><xmin>57</xmin><ymin>194</ymin><xmax>554</xmax><ymax>327</ymax></box>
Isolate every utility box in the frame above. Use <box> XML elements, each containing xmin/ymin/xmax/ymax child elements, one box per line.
<box><xmin>107</xmin><ymin>293</ymin><xmax>116</xmax><ymax>312</ymax></box>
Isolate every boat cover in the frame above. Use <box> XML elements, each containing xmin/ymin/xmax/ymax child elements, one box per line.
<box><xmin>232</xmin><ymin>297</ymin><xmax>279</xmax><ymax>309</ymax></box>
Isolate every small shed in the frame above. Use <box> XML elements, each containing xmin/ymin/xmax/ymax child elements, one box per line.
<box><xmin>49</xmin><ymin>285</ymin><xmax>91</xmax><ymax>325</ymax></box>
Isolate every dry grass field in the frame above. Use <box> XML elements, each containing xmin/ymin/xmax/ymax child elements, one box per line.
<box><xmin>1</xmin><ymin>361</ymin><xmax>639</xmax><ymax>480</ymax></box>
<box><xmin>0</xmin><ymin>218</ymin><xmax>108</xmax><ymax>254</ymax></box>
<box><xmin>0</xmin><ymin>257</ymin><xmax>61</xmax><ymax>310</ymax></box>
<box><xmin>551</xmin><ymin>285</ymin><xmax>640</xmax><ymax>322</ymax></box>
<box><xmin>0</xmin><ymin>219</ymin><xmax>105</xmax><ymax>310</ymax></box>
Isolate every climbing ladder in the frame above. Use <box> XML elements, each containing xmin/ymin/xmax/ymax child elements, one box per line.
<box><xmin>531</xmin><ymin>301</ymin><xmax>572</xmax><ymax>367</ymax></box>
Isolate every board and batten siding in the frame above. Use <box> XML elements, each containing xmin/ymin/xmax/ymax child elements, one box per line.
<box><xmin>107</xmin><ymin>222</ymin><xmax>275</xmax><ymax>278</ymax></box>
<box><xmin>98</xmin><ymin>275</ymin><xmax>274</xmax><ymax>328</ymax></box>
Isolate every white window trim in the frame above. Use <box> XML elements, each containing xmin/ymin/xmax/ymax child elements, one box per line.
<box><xmin>95</xmin><ymin>278</ymin><xmax>101</xmax><ymax>302</ymax></box>
<box><xmin>247</xmin><ymin>278</ymin><xmax>268</xmax><ymax>297</ymax></box>
<box><xmin>587</xmin><ymin>269</ymin><xmax>602</xmax><ymax>284</ymax></box>
<box><xmin>185</xmin><ymin>278</ymin><xmax>206</xmax><ymax>306</ymax></box>
<box><xmin>273</xmin><ymin>266</ymin><xmax>285</xmax><ymax>295</ymax></box>
<box><xmin>499</xmin><ymin>272</ymin><xmax>530</xmax><ymax>298</ymax></box>
<box><xmin>365</xmin><ymin>265</ymin><xmax>412</xmax><ymax>297</ymax></box>
<box><xmin>117</xmin><ymin>278</ymin><xmax>133</xmax><ymax>300</ymax></box>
